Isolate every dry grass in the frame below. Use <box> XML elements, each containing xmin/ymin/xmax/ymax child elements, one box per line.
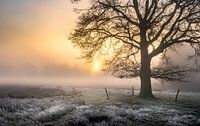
<box><xmin>0</xmin><ymin>85</ymin><xmax>67</xmax><ymax>98</ymax></box>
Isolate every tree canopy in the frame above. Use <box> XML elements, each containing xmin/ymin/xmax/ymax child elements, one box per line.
<box><xmin>70</xmin><ymin>0</ymin><xmax>200</xmax><ymax>97</ymax></box>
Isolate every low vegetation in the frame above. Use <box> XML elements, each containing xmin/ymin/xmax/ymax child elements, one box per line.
<box><xmin>0</xmin><ymin>85</ymin><xmax>200</xmax><ymax>126</ymax></box>
<box><xmin>0</xmin><ymin>85</ymin><xmax>67</xmax><ymax>98</ymax></box>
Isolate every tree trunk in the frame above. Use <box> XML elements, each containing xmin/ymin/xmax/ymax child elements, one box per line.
<box><xmin>138</xmin><ymin>47</ymin><xmax>155</xmax><ymax>98</ymax></box>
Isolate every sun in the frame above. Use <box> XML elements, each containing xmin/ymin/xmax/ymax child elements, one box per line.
<box><xmin>94</xmin><ymin>63</ymin><xmax>101</xmax><ymax>71</ymax></box>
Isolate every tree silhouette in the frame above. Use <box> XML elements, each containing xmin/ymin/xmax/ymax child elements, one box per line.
<box><xmin>70</xmin><ymin>0</ymin><xmax>200</xmax><ymax>98</ymax></box>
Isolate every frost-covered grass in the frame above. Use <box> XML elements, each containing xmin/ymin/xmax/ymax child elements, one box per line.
<box><xmin>0</xmin><ymin>85</ymin><xmax>68</xmax><ymax>98</ymax></box>
<box><xmin>0</xmin><ymin>86</ymin><xmax>200</xmax><ymax>126</ymax></box>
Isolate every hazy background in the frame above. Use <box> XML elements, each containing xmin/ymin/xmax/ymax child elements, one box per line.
<box><xmin>0</xmin><ymin>0</ymin><xmax>199</xmax><ymax>91</ymax></box>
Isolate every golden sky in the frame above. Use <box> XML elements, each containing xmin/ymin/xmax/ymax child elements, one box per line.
<box><xmin>0</xmin><ymin>0</ymin><xmax>95</xmax><ymax>77</ymax></box>
<box><xmin>0</xmin><ymin>0</ymin><xmax>143</xmax><ymax>89</ymax></box>
<box><xmin>0</xmin><ymin>0</ymin><xmax>199</xmax><ymax>90</ymax></box>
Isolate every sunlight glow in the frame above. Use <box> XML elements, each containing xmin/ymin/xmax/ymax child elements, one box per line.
<box><xmin>94</xmin><ymin>63</ymin><xmax>101</xmax><ymax>71</ymax></box>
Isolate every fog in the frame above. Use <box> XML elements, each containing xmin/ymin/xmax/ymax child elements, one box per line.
<box><xmin>0</xmin><ymin>0</ymin><xmax>199</xmax><ymax>91</ymax></box>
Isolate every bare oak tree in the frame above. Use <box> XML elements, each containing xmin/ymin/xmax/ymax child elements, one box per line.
<box><xmin>70</xmin><ymin>0</ymin><xmax>200</xmax><ymax>98</ymax></box>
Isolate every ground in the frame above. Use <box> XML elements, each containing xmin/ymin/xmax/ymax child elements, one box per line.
<box><xmin>0</xmin><ymin>85</ymin><xmax>200</xmax><ymax>126</ymax></box>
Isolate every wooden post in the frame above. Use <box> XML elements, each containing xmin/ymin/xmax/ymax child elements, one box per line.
<box><xmin>175</xmin><ymin>89</ymin><xmax>180</xmax><ymax>102</ymax></box>
<box><xmin>132</xmin><ymin>86</ymin><xmax>135</xmax><ymax>96</ymax></box>
<box><xmin>105</xmin><ymin>88</ymin><xmax>109</xmax><ymax>100</ymax></box>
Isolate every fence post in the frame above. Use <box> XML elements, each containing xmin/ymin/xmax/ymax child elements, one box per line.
<box><xmin>175</xmin><ymin>89</ymin><xmax>180</xmax><ymax>102</ymax></box>
<box><xmin>105</xmin><ymin>88</ymin><xmax>109</xmax><ymax>100</ymax></box>
<box><xmin>132</xmin><ymin>86</ymin><xmax>135</xmax><ymax>96</ymax></box>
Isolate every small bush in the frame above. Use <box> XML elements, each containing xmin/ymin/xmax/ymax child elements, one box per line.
<box><xmin>66</xmin><ymin>116</ymin><xmax>89</xmax><ymax>126</ymax></box>
<box><xmin>85</xmin><ymin>111</ymin><xmax>112</xmax><ymax>123</ymax></box>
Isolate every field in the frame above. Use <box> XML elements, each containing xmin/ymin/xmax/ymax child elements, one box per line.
<box><xmin>0</xmin><ymin>85</ymin><xmax>200</xmax><ymax>126</ymax></box>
